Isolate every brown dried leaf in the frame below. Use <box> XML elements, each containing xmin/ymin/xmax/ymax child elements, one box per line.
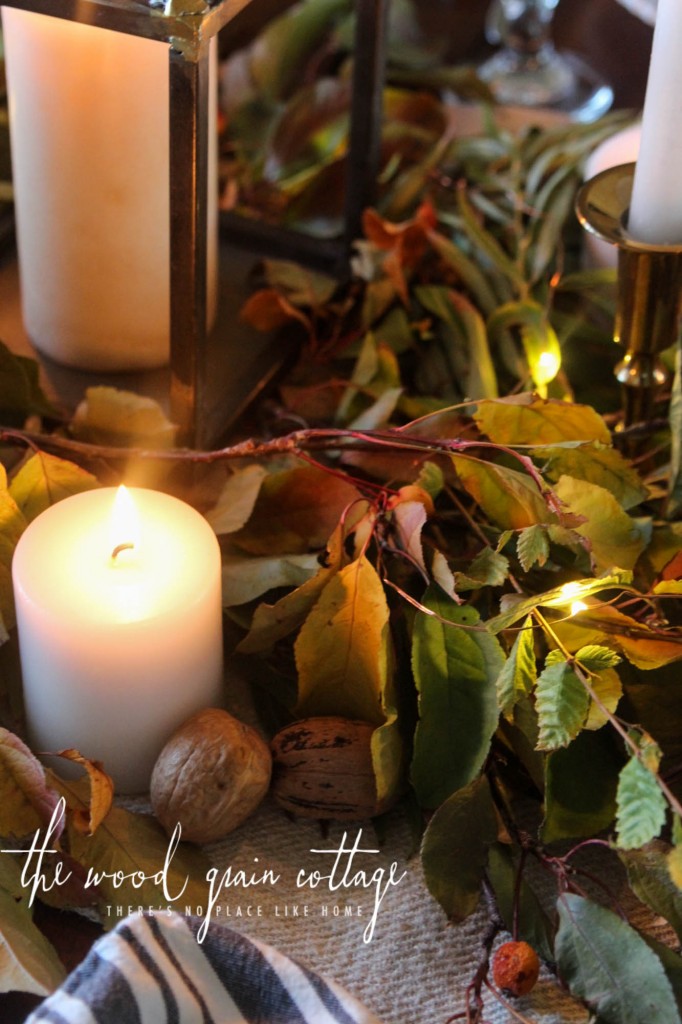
<box><xmin>232</xmin><ymin>466</ymin><xmax>362</xmax><ymax>555</ymax></box>
<box><xmin>54</xmin><ymin>750</ymin><xmax>114</xmax><ymax>835</ymax></box>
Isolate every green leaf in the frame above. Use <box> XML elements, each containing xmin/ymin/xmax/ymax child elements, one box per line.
<box><xmin>486</xmin><ymin>843</ymin><xmax>555</xmax><ymax>962</ymax></box>
<box><xmin>616</xmin><ymin>752</ymin><xmax>667</xmax><ymax>850</ymax></box>
<box><xmin>414</xmin><ymin>461</ymin><xmax>444</xmax><ymax>500</ymax></box>
<box><xmin>415</xmin><ymin>286</ymin><xmax>498</xmax><ymax>400</ymax></box>
<box><xmin>556</xmin><ymin>893</ymin><xmax>681</xmax><ymax>1024</ymax></box>
<box><xmin>0</xmin><ymin>729</ymin><xmax>60</xmax><ymax>840</ymax></box>
<box><xmin>451</xmin><ymin>454</ymin><xmax>553</xmax><ymax>530</ymax></box>
<box><xmin>9</xmin><ymin>453</ymin><xmax>99</xmax><ymax>523</ymax></box>
<box><xmin>237</xmin><ymin>523</ymin><xmax>347</xmax><ymax>653</ymax></box>
<box><xmin>474</xmin><ymin>395</ymin><xmax>612</xmax><ymax>446</ymax></box>
<box><xmin>553</xmin><ymin>475</ymin><xmax>646</xmax><ymax>573</ymax></box>
<box><xmin>71</xmin><ymin>386</ymin><xmax>178</xmax><ymax>447</ymax></box>
<box><xmin>426</xmin><ymin>228</ymin><xmax>500</xmax><ymax>315</ymax></box>
<box><xmin>575</xmin><ymin>644</ymin><xmax>622</xmax><ymax>672</ymax></box>
<box><xmin>411</xmin><ymin>588</ymin><xmax>501</xmax><ymax>808</ymax></box>
<box><xmin>420</xmin><ymin>776</ymin><xmax>497</xmax><ymax>922</ymax></box>
<box><xmin>295</xmin><ymin>556</ymin><xmax>390</xmax><ymax>725</ymax></box>
<box><xmin>0</xmin><ymin>882</ymin><xmax>66</xmax><ymax>995</ymax></box>
<box><xmin>517</xmin><ymin>524</ymin><xmax>549</xmax><ymax>571</ymax></box>
<box><xmin>496</xmin><ymin>617</ymin><xmax>536</xmax><ymax>720</ymax></box>
<box><xmin>337</xmin><ymin>333</ymin><xmax>402</xmax><ymax>425</ymax></box>
<box><xmin>542</xmin><ymin>729</ymin><xmax>621</xmax><ymax>843</ymax></box>
<box><xmin>249</xmin><ymin>0</ymin><xmax>349</xmax><ymax>102</ymax></box>
<box><xmin>0</xmin><ymin>340</ymin><xmax>56</xmax><ymax>421</ymax></box>
<box><xmin>535</xmin><ymin>660</ymin><xmax>589</xmax><ymax>750</ymax></box>
<box><xmin>456</xmin><ymin>186</ymin><xmax>524</xmax><ymax>289</ymax></box>
<box><xmin>222</xmin><ymin>550</ymin><xmax>321</xmax><ymax>607</ymax></box>
<box><xmin>621</xmin><ymin>844</ymin><xmax>682</xmax><ymax>942</ymax></box>
<box><xmin>232</xmin><ymin>466</ymin><xmax>362</xmax><ymax>555</ymax></box>
<box><xmin>205</xmin><ymin>466</ymin><xmax>268</xmax><ymax>535</ymax></box>
<box><xmin>454</xmin><ymin>546</ymin><xmax>509</xmax><ymax>592</ymax></box>
<box><xmin>262</xmin><ymin>259</ymin><xmax>338</xmax><ymax>307</ymax></box>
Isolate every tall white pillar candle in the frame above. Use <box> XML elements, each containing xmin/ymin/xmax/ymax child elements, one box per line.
<box><xmin>628</xmin><ymin>0</ymin><xmax>682</xmax><ymax>243</ymax></box>
<box><xmin>12</xmin><ymin>487</ymin><xmax>224</xmax><ymax>794</ymax></box>
<box><xmin>1</xmin><ymin>10</ymin><xmax>218</xmax><ymax>371</ymax></box>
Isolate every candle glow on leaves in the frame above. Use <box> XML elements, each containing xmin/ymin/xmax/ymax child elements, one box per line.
<box><xmin>556</xmin><ymin>582</ymin><xmax>589</xmax><ymax>618</ymax></box>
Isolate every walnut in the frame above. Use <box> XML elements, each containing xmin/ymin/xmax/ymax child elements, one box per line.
<box><xmin>150</xmin><ymin>708</ymin><xmax>271</xmax><ymax>843</ymax></box>
<box><xmin>271</xmin><ymin>716</ymin><xmax>391</xmax><ymax>820</ymax></box>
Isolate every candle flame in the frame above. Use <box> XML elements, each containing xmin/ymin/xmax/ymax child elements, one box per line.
<box><xmin>110</xmin><ymin>486</ymin><xmax>140</xmax><ymax>562</ymax></box>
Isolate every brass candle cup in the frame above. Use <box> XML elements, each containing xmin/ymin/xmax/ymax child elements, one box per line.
<box><xmin>576</xmin><ymin>162</ymin><xmax>682</xmax><ymax>428</ymax></box>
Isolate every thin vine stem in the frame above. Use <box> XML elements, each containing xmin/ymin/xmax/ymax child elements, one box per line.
<box><xmin>0</xmin><ymin>424</ymin><xmax>558</xmax><ymax>505</ymax></box>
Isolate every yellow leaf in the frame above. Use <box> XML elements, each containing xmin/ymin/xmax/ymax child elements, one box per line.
<box><xmin>554</xmin><ymin>475</ymin><xmax>646</xmax><ymax>573</ymax></box>
<box><xmin>295</xmin><ymin>556</ymin><xmax>389</xmax><ymax>725</ymax></box>
<box><xmin>452</xmin><ymin>454</ymin><xmax>554</xmax><ymax>530</ymax></box>
<box><xmin>554</xmin><ymin>604</ymin><xmax>682</xmax><ymax>670</ymax></box>
<box><xmin>653</xmin><ymin>580</ymin><xmax>682</xmax><ymax>596</ymax></box>
<box><xmin>10</xmin><ymin>453</ymin><xmax>99</xmax><ymax>523</ymax></box>
<box><xmin>474</xmin><ymin>395</ymin><xmax>611</xmax><ymax>446</ymax></box>
<box><xmin>0</xmin><ymin>884</ymin><xmax>65</xmax><ymax>995</ymax></box>
<box><xmin>585</xmin><ymin>667</ymin><xmax>623</xmax><ymax>731</ymax></box>
<box><xmin>71</xmin><ymin>386</ymin><xmax>178</xmax><ymax>448</ymax></box>
<box><xmin>668</xmin><ymin>846</ymin><xmax>682</xmax><ymax>890</ymax></box>
<box><xmin>52</xmin><ymin>776</ymin><xmax>210</xmax><ymax>920</ymax></box>
<box><xmin>0</xmin><ymin>467</ymin><xmax>27</xmax><ymax>632</ymax></box>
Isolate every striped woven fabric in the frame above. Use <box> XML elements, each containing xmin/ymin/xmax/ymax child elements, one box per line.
<box><xmin>27</xmin><ymin>912</ymin><xmax>383</xmax><ymax>1024</ymax></box>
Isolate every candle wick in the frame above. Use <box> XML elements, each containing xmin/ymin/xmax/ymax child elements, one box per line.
<box><xmin>111</xmin><ymin>542</ymin><xmax>135</xmax><ymax>561</ymax></box>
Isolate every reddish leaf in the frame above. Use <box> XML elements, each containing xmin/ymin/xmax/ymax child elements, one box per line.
<box><xmin>232</xmin><ymin>466</ymin><xmax>363</xmax><ymax>555</ymax></box>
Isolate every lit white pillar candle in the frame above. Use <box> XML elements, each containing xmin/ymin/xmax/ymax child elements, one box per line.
<box><xmin>628</xmin><ymin>0</ymin><xmax>682</xmax><ymax>243</ymax></box>
<box><xmin>12</xmin><ymin>487</ymin><xmax>223</xmax><ymax>794</ymax></box>
<box><xmin>1</xmin><ymin>10</ymin><xmax>218</xmax><ymax>370</ymax></box>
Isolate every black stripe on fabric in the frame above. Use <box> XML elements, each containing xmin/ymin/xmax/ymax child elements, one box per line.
<box><xmin>61</xmin><ymin>949</ymin><xmax>143</xmax><ymax>1024</ymax></box>
<box><xmin>186</xmin><ymin>918</ymin><xmax>309</xmax><ymax>1024</ymax></box>
<box><xmin>145</xmin><ymin>914</ymin><xmax>215</xmax><ymax>1024</ymax></box>
<box><xmin>119</xmin><ymin>922</ymin><xmax>180</xmax><ymax>1024</ymax></box>
<box><xmin>28</xmin><ymin>1008</ymin><xmax>73</xmax><ymax>1024</ymax></box>
<box><xmin>297</xmin><ymin>962</ymin><xmax>361</xmax><ymax>1024</ymax></box>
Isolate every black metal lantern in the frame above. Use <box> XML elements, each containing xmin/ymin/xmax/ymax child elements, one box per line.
<box><xmin>1</xmin><ymin>0</ymin><xmax>390</xmax><ymax>446</ymax></box>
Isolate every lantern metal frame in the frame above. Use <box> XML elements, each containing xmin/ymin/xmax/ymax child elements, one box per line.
<box><xmin>0</xmin><ymin>0</ymin><xmax>390</xmax><ymax>446</ymax></box>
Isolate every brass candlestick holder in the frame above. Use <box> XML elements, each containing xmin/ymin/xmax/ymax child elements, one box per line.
<box><xmin>576</xmin><ymin>163</ymin><xmax>682</xmax><ymax>429</ymax></box>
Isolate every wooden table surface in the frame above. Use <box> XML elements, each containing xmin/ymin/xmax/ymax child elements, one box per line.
<box><xmin>0</xmin><ymin>0</ymin><xmax>653</xmax><ymax>1020</ymax></box>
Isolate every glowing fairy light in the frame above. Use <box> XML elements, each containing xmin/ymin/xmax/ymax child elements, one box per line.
<box><xmin>536</xmin><ymin>349</ymin><xmax>561</xmax><ymax>383</ymax></box>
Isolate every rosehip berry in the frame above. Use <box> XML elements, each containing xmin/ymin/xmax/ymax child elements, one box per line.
<box><xmin>491</xmin><ymin>940</ymin><xmax>540</xmax><ymax>997</ymax></box>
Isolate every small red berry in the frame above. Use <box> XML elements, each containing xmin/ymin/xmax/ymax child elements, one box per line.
<box><xmin>491</xmin><ymin>940</ymin><xmax>540</xmax><ymax>997</ymax></box>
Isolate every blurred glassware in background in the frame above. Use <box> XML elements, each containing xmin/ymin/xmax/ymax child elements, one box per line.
<box><xmin>479</xmin><ymin>0</ymin><xmax>614</xmax><ymax>121</ymax></box>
